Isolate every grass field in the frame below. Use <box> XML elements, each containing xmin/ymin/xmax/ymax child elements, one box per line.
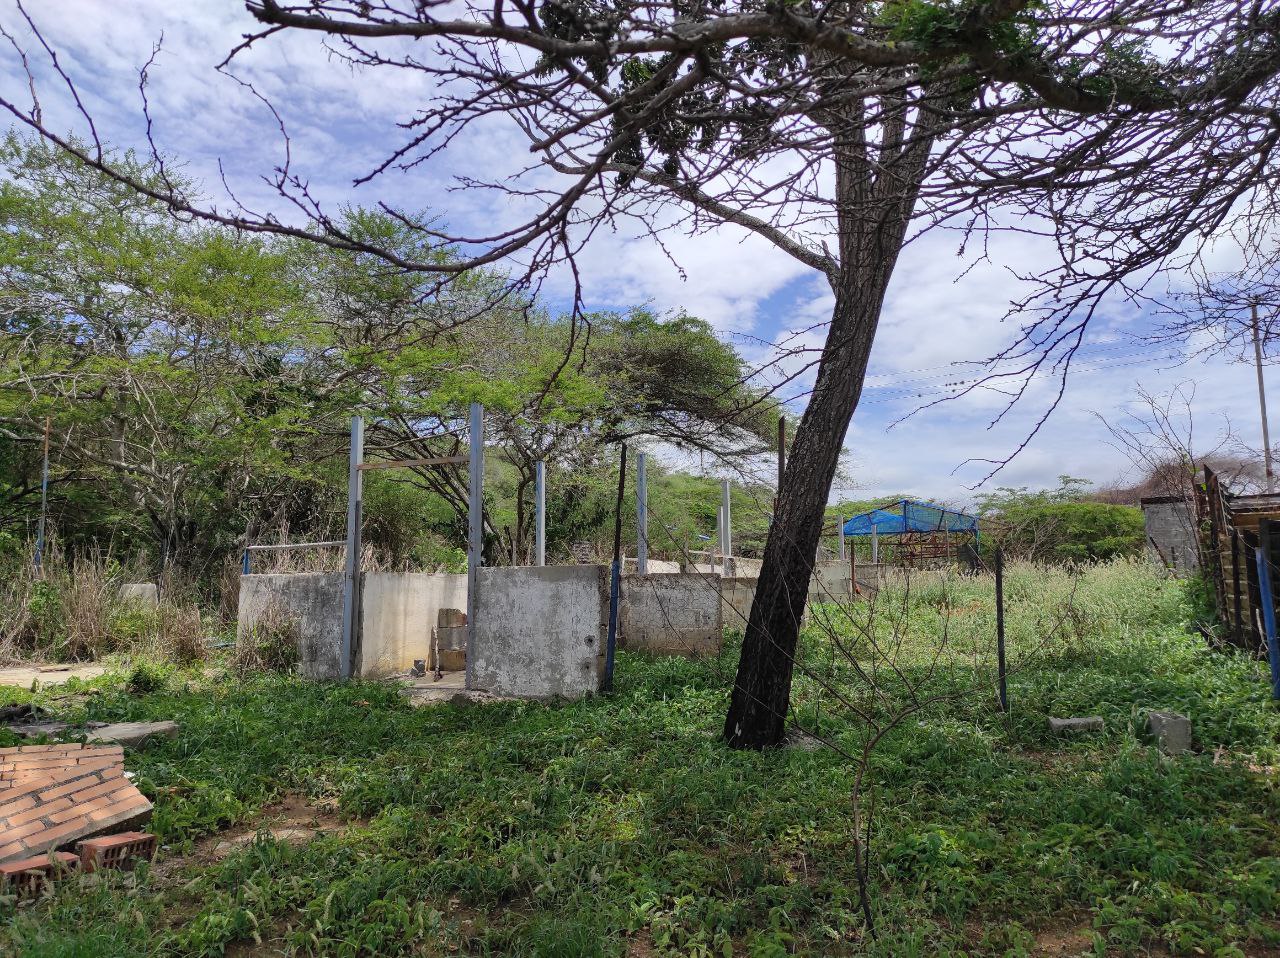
<box><xmin>2</xmin><ymin>560</ymin><xmax>1278</xmax><ymax>957</ymax></box>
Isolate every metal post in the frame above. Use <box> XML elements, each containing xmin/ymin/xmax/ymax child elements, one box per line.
<box><xmin>995</xmin><ymin>548</ymin><xmax>1008</xmax><ymax>712</ymax></box>
<box><xmin>871</xmin><ymin>526</ymin><xmax>879</xmax><ymax>565</ymax></box>
<box><xmin>636</xmin><ymin>452</ymin><xmax>648</xmax><ymax>575</ymax></box>
<box><xmin>535</xmin><ymin>460</ymin><xmax>546</xmax><ymax>566</ymax></box>
<box><xmin>720</xmin><ymin>479</ymin><xmax>732</xmax><ymax>574</ymax></box>
<box><xmin>838</xmin><ymin>514</ymin><xmax>846</xmax><ymax>561</ymax></box>
<box><xmin>339</xmin><ymin>416</ymin><xmax>364</xmax><ymax>680</ymax></box>
<box><xmin>466</xmin><ymin>402</ymin><xmax>484</xmax><ymax>690</ymax></box>
<box><xmin>33</xmin><ymin>416</ymin><xmax>50</xmax><ymax>573</ymax></box>
<box><xmin>605</xmin><ymin>444</ymin><xmax>627</xmax><ymax>692</ymax></box>
<box><xmin>1256</xmin><ymin>520</ymin><xmax>1280</xmax><ymax>700</ymax></box>
<box><xmin>241</xmin><ymin>550</ymin><xmax>251</xmax><ymax>575</ymax></box>
<box><xmin>1252</xmin><ymin>304</ymin><xmax>1274</xmax><ymax>493</ymax></box>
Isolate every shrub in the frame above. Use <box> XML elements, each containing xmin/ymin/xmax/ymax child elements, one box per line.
<box><xmin>232</xmin><ymin>603</ymin><xmax>301</xmax><ymax>674</ymax></box>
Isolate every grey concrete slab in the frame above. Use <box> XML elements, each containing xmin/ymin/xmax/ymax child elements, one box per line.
<box><xmin>0</xmin><ymin>664</ymin><xmax>108</xmax><ymax>688</ymax></box>
<box><xmin>1147</xmin><ymin>711</ymin><xmax>1192</xmax><ymax>754</ymax></box>
<box><xmin>238</xmin><ymin>573</ymin><xmax>344</xmax><ymax>680</ymax></box>
<box><xmin>1048</xmin><ymin>716</ymin><xmax>1105</xmax><ymax>733</ymax></box>
<box><xmin>88</xmin><ymin>720</ymin><xmax>179</xmax><ymax>747</ymax></box>
<box><xmin>470</xmin><ymin>565</ymin><xmax>606</xmax><ymax>698</ymax></box>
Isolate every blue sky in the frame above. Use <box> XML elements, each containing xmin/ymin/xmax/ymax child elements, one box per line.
<box><xmin>0</xmin><ymin>1</ymin><xmax>1267</xmax><ymax>505</ymax></box>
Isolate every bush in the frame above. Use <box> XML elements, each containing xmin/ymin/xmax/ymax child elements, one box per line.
<box><xmin>232</xmin><ymin>603</ymin><xmax>301</xmax><ymax>674</ymax></box>
<box><xmin>978</xmin><ymin>477</ymin><xmax>1145</xmax><ymax>564</ymax></box>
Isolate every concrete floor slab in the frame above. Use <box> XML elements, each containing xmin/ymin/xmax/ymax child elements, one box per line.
<box><xmin>399</xmin><ymin>669</ymin><xmax>466</xmax><ymax>705</ymax></box>
<box><xmin>0</xmin><ymin>665</ymin><xmax>108</xmax><ymax>688</ymax></box>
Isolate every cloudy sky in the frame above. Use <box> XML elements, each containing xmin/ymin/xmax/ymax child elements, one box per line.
<box><xmin>0</xmin><ymin>1</ymin><xmax>1267</xmax><ymax>505</ymax></box>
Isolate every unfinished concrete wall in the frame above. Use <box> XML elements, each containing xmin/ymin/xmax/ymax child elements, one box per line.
<box><xmin>622</xmin><ymin>557</ymin><xmax>682</xmax><ymax>574</ymax></box>
<box><xmin>237</xmin><ymin>573</ymin><xmax>344</xmax><ymax>680</ymax></box>
<box><xmin>720</xmin><ymin>577</ymin><xmax>756</xmax><ymax>631</ymax></box>
<box><xmin>809</xmin><ymin>560</ymin><xmax>852</xmax><ymax>603</ymax></box>
<box><xmin>470</xmin><ymin>565</ymin><xmax>607</xmax><ymax>697</ymax></box>
<box><xmin>359</xmin><ymin>573</ymin><xmax>468</xmax><ymax>676</ymax></box>
<box><xmin>1141</xmin><ymin>496</ymin><xmax>1199</xmax><ymax>573</ymax></box>
<box><xmin>620</xmin><ymin>573</ymin><xmax>722</xmax><ymax>656</ymax></box>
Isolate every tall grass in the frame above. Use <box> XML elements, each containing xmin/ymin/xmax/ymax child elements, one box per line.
<box><xmin>0</xmin><ymin>539</ymin><xmax>208</xmax><ymax>664</ymax></box>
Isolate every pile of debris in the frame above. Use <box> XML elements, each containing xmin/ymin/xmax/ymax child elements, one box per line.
<box><xmin>0</xmin><ymin>743</ymin><xmax>157</xmax><ymax>892</ymax></box>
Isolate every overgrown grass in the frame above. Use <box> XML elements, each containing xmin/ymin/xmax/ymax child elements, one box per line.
<box><xmin>0</xmin><ymin>542</ymin><xmax>212</xmax><ymax>665</ymax></box>
<box><xmin>2</xmin><ymin>560</ymin><xmax>1278</xmax><ymax>956</ymax></box>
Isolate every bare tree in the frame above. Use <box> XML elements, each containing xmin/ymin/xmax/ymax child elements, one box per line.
<box><xmin>1153</xmin><ymin>241</ymin><xmax>1280</xmax><ymax>491</ymax></box>
<box><xmin>2</xmin><ymin>0</ymin><xmax>1279</xmax><ymax>745</ymax></box>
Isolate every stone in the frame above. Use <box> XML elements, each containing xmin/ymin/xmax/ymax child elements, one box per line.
<box><xmin>1047</xmin><ymin>716</ymin><xmax>1104</xmax><ymax>734</ymax></box>
<box><xmin>87</xmin><ymin>721</ymin><xmax>178</xmax><ymax>748</ymax></box>
<box><xmin>117</xmin><ymin>583</ymin><xmax>159</xmax><ymax>608</ymax></box>
<box><xmin>1147</xmin><ymin>711</ymin><xmax>1192</xmax><ymax>755</ymax></box>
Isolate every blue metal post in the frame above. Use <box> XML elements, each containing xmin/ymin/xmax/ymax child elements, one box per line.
<box><xmin>33</xmin><ymin>416</ymin><xmax>50</xmax><ymax>573</ymax></box>
<box><xmin>1254</xmin><ymin>545</ymin><xmax>1280</xmax><ymax>700</ymax></box>
<box><xmin>242</xmin><ymin>549</ymin><xmax>251</xmax><ymax>575</ymax></box>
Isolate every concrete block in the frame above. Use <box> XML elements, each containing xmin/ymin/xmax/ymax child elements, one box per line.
<box><xmin>88</xmin><ymin>720</ymin><xmax>178</xmax><ymax>748</ymax></box>
<box><xmin>238</xmin><ymin>573</ymin><xmax>343</xmax><ymax>679</ymax></box>
<box><xmin>1147</xmin><ymin>711</ymin><xmax>1192</xmax><ymax>755</ymax></box>
<box><xmin>1048</xmin><ymin>716</ymin><xmax>1104</xmax><ymax>734</ymax></box>
<box><xmin>809</xmin><ymin>561</ymin><xmax>852</xmax><ymax>604</ymax></box>
<box><xmin>620</xmin><ymin>573</ymin><xmax>722</xmax><ymax>656</ymax></box>
<box><xmin>470</xmin><ymin>565</ymin><xmax>607</xmax><ymax>698</ymax></box>
<box><xmin>117</xmin><ymin>583</ymin><xmax>158</xmax><ymax>608</ymax></box>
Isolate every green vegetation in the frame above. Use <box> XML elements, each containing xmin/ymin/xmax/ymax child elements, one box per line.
<box><xmin>0</xmin><ymin>131</ymin><xmax>777</xmax><ymax>589</ymax></box>
<box><xmin>2</xmin><ymin>560</ymin><xmax>1276</xmax><ymax>956</ymax></box>
<box><xmin>977</xmin><ymin>477</ymin><xmax>1146</xmax><ymax>563</ymax></box>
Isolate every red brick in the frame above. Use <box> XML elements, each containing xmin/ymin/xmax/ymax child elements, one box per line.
<box><xmin>79</xmin><ymin>832</ymin><xmax>157</xmax><ymax>872</ymax></box>
<box><xmin>7</xmin><ymin>797</ymin><xmax>72</xmax><ymax>827</ymax></box>
<box><xmin>36</xmin><ymin>770</ymin><xmax>110</xmax><ymax>803</ymax></box>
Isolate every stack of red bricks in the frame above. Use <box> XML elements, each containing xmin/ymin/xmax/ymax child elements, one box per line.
<box><xmin>0</xmin><ymin>743</ymin><xmax>153</xmax><ymax>866</ymax></box>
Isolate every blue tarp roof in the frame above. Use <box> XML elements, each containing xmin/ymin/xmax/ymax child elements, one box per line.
<box><xmin>843</xmin><ymin>499</ymin><xmax>978</xmax><ymax>536</ymax></box>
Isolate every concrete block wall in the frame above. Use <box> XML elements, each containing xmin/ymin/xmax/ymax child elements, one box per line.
<box><xmin>469</xmin><ymin>565</ymin><xmax>607</xmax><ymax>698</ymax></box>
<box><xmin>720</xmin><ymin>577</ymin><xmax>756</xmax><ymax>632</ymax></box>
<box><xmin>359</xmin><ymin>572</ymin><xmax>467</xmax><ymax>676</ymax></box>
<box><xmin>237</xmin><ymin>573</ymin><xmax>344</xmax><ymax>680</ymax></box>
<box><xmin>1141</xmin><ymin>497</ymin><xmax>1199</xmax><ymax>572</ymax></box>
<box><xmin>622</xmin><ymin>557</ymin><xmax>682</xmax><ymax>574</ymax></box>
<box><xmin>620</xmin><ymin>573</ymin><xmax>722</xmax><ymax>656</ymax></box>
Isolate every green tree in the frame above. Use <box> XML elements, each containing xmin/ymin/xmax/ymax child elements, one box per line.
<box><xmin>977</xmin><ymin>477</ymin><xmax>1144</xmax><ymax>563</ymax></box>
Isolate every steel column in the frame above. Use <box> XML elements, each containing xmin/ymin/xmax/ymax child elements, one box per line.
<box><xmin>636</xmin><ymin>452</ymin><xmax>648</xmax><ymax>575</ymax></box>
<box><xmin>339</xmin><ymin>416</ymin><xmax>364</xmax><ymax>680</ymax></box>
<box><xmin>535</xmin><ymin>460</ymin><xmax>546</xmax><ymax>566</ymax></box>
<box><xmin>466</xmin><ymin>403</ymin><xmax>484</xmax><ymax>690</ymax></box>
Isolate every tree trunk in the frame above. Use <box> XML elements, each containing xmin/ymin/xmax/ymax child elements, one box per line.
<box><xmin>721</xmin><ymin>280</ymin><xmax>887</xmax><ymax>747</ymax></box>
<box><xmin>723</xmin><ymin>120</ymin><xmax>930</xmax><ymax>747</ymax></box>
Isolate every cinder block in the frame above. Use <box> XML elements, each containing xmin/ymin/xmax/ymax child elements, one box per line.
<box><xmin>1146</xmin><ymin>711</ymin><xmax>1192</xmax><ymax>755</ymax></box>
<box><xmin>1047</xmin><ymin>716</ymin><xmax>1104</xmax><ymax>733</ymax></box>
